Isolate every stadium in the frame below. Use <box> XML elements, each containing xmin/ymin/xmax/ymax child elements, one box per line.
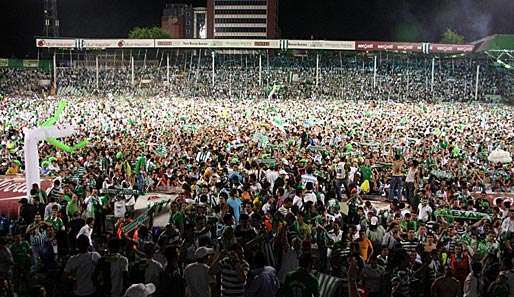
<box><xmin>1</xmin><ymin>7</ymin><xmax>514</xmax><ymax>297</ymax></box>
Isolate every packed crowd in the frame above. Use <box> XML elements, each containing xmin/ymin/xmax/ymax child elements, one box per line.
<box><xmin>0</xmin><ymin>54</ymin><xmax>513</xmax><ymax>297</ymax></box>
<box><xmin>47</xmin><ymin>53</ymin><xmax>510</xmax><ymax>102</ymax></box>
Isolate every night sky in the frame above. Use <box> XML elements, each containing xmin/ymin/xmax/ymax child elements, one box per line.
<box><xmin>1</xmin><ymin>0</ymin><xmax>513</xmax><ymax>58</ymax></box>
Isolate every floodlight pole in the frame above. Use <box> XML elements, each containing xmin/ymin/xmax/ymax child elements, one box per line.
<box><xmin>316</xmin><ymin>53</ymin><xmax>320</xmax><ymax>87</ymax></box>
<box><xmin>431</xmin><ymin>57</ymin><xmax>435</xmax><ymax>93</ymax></box>
<box><xmin>373</xmin><ymin>56</ymin><xmax>377</xmax><ymax>88</ymax></box>
<box><xmin>259</xmin><ymin>54</ymin><xmax>262</xmax><ymax>87</ymax></box>
<box><xmin>95</xmin><ymin>55</ymin><xmax>99</xmax><ymax>89</ymax></box>
<box><xmin>211</xmin><ymin>51</ymin><xmax>215</xmax><ymax>87</ymax></box>
<box><xmin>131</xmin><ymin>55</ymin><xmax>134</xmax><ymax>86</ymax></box>
<box><xmin>229</xmin><ymin>73</ymin><xmax>232</xmax><ymax>98</ymax></box>
<box><xmin>143</xmin><ymin>50</ymin><xmax>147</xmax><ymax>69</ymax></box>
<box><xmin>475</xmin><ymin>64</ymin><xmax>480</xmax><ymax>100</ymax></box>
<box><xmin>52</xmin><ymin>51</ymin><xmax>57</xmax><ymax>91</ymax></box>
<box><xmin>166</xmin><ymin>54</ymin><xmax>170</xmax><ymax>84</ymax></box>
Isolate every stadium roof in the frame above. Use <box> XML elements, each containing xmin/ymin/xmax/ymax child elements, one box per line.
<box><xmin>473</xmin><ymin>34</ymin><xmax>514</xmax><ymax>52</ymax></box>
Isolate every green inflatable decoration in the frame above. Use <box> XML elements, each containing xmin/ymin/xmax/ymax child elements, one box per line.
<box><xmin>41</xmin><ymin>100</ymin><xmax>67</xmax><ymax>127</ymax></box>
<box><xmin>41</xmin><ymin>100</ymin><xmax>89</xmax><ymax>153</ymax></box>
<box><xmin>47</xmin><ymin>138</ymin><xmax>89</xmax><ymax>153</ymax></box>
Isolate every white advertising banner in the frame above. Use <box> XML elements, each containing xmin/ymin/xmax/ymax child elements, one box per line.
<box><xmin>83</xmin><ymin>39</ymin><xmax>119</xmax><ymax>48</ymax></box>
<box><xmin>36</xmin><ymin>38</ymin><xmax>76</xmax><ymax>48</ymax></box>
<box><xmin>155</xmin><ymin>39</ymin><xmax>279</xmax><ymax>49</ymax></box>
<box><xmin>82</xmin><ymin>39</ymin><xmax>154</xmax><ymax>48</ymax></box>
<box><xmin>287</xmin><ymin>40</ymin><xmax>356</xmax><ymax>51</ymax></box>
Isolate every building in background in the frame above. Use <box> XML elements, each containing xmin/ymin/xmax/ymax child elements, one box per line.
<box><xmin>161</xmin><ymin>3</ymin><xmax>194</xmax><ymax>38</ymax></box>
<box><xmin>206</xmin><ymin>0</ymin><xmax>279</xmax><ymax>39</ymax></box>
<box><xmin>193</xmin><ymin>7</ymin><xmax>208</xmax><ymax>39</ymax></box>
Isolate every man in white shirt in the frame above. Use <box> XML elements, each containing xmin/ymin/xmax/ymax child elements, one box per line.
<box><xmin>184</xmin><ymin>247</ymin><xmax>215</xmax><ymax>297</ymax></box>
<box><xmin>301</xmin><ymin>167</ymin><xmax>318</xmax><ymax>190</ymax></box>
<box><xmin>292</xmin><ymin>187</ymin><xmax>304</xmax><ymax>210</ymax></box>
<box><xmin>64</xmin><ymin>235</ymin><xmax>101</xmax><ymax>297</ymax></box>
<box><xmin>265</xmin><ymin>166</ymin><xmax>279</xmax><ymax>190</ymax></box>
<box><xmin>303</xmin><ymin>182</ymin><xmax>317</xmax><ymax>205</ymax></box>
<box><xmin>417</xmin><ymin>199</ymin><xmax>433</xmax><ymax>223</ymax></box>
<box><xmin>77</xmin><ymin>218</ymin><xmax>95</xmax><ymax>247</ymax></box>
<box><xmin>501</xmin><ymin>208</ymin><xmax>514</xmax><ymax>234</ymax></box>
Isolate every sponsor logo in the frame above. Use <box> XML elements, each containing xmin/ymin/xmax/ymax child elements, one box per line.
<box><xmin>157</xmin><ymin>40</ymin><xmax>174</xmax><ymax>46</ymax></box>
<box><xmin>37</xmin><ymin>40</ymin><xmax>46</xmax><ymax>47</ymax></box>
<box><xmin>254</xmin><ymin>41</ymin><xmax>270</xmax><ymax>47</ymax></box>
<box><xmin>118</xmin><ymin>40</ymin><xmax>125</xmax><ymax>48</ymax></box>
<box><xmin>357</xmin><ymin>43</ymin><xmax>375</xmax><ymax>50</ymax></box>
<box><xmin>0</xmin><ymin>176</ymin><xmax>51</xmax><ymax>216</ymax></box>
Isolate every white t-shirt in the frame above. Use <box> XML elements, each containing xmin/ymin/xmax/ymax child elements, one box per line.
<box><xmin>406</xmin><ymin>167</ymin><xmax>417</xmax><ymax>183</ymax></box>
<box><xmin>184</xmin><ymin>262</ymin><xmax>211</xmax><ymax>297</ymax></box>
<box><xmin>335</xmin><ymin>162</ymin><xmax>346</xmax><ymax>179</ymax></box>
<box><xmin>109</xmin><ymin>253</ymin><xmax>129</xmax><ymax>297</ymax></box>
<box><xmin>348</xmin><ymin>167</ymin><xmax>358</xmax><ymax>183</ymax></box>
<box><xmin>501</xmin><ymin>218</ymin><xmax>514</xmax><ymax>234</ymax></box>
<box><xmin>417</xmin><ymin>204</ymin><xmax>433</xmax><ymax>222</ymax></box>
<box><xmin>77</xmin><ymin>224</ymin><xmax>93</xmax><ymax>246</ymax></box>
<box><xmin>266</xmin><ymin>170</ymin><xmax>279</xmax><ymax>189</ymax></box>
<box><xmin>64</xmin><ymin>252</ymin><xmax>102</xmax><ymax>296</ymax></box>
<box><xmin>303</xmin><ymin>192</ymin><xmax>317</xmax><ymax>204</ymax></box>
<box><xmin>292</xmin><ymin>195</ymin><xmax>303</xmax><ymax>209</ymax></box>
<box><xmin>301</xmin><ymin>174</ymin><xmax>317</xmax><ymax>187</ymax></box>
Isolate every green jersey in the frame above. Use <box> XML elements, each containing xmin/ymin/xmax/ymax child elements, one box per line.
<box><xmin>360</xmin><ymin>165</ymin><xmax>372</xmax><ymax>181</ymax></box>
<box><xmin>10</xmin><ymin>240</ymin><xmax>31</xmax><ymax>268</ymax></box>
<box><xmin>169</xmin><ymin>211</ymin><xmax>185</xmax><ymax>226</ymax></box>
<box><xmin>47</xmin><ymin>216</ymin><xmax>64</xmax><ymax>231</ymax></box>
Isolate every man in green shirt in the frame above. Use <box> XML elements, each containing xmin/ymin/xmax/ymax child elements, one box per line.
<box><xmin>284</xmin><ymin>254</ymin><xmax>320</xmax><ymax>297</ymax></box>
<box><xmin>65</xmin><ymin>194</ymin><xmax>80</xmax><ymax>218</ymax></box>
<box><xmin>46</xmin><ymin>205</ymin><xmax>65</xmax><ymax>232</ymax></box>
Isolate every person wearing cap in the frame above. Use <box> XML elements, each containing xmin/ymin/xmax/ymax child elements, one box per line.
<box><xmin>183</xmin><ymin>246</ymin><xmax>215</xmax><ymax>297</ymax></box>
<box><xmin>366</xmin><ymin>216</ymin><xmax>385</xmax><ymax>249</ymax></box>
<box><xmin>124</xmin><ymin>283</ymin><xmax>156</xmax><ymax>297</ymax></box>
